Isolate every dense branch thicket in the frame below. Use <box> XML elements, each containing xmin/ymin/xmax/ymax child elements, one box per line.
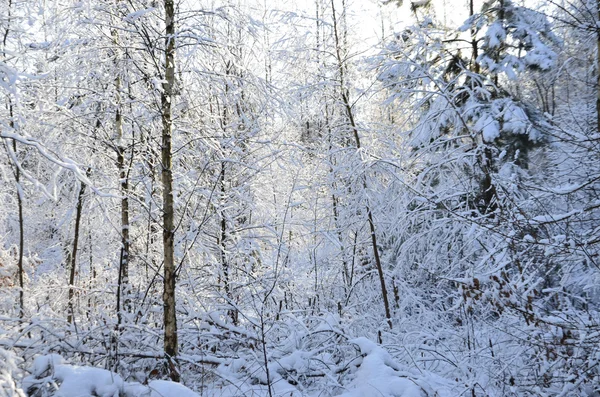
<box><xmin>1</xmin><ymin>0</ymin><xmax>599</xmax><ymax>396</ymax></box>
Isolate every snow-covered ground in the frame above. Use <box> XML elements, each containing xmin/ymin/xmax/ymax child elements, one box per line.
<box><xmin>3</xmin><ymin>346</ymin><xmax>456</xmax><ymax>397</ymax></box>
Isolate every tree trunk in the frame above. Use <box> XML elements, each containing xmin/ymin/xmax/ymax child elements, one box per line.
<box><xmin>110</xmin><ymin>24</ymin><xmax>131</xmax><ymax>370</ymax></box>
<box><xmin>161</xmin><ymin>0</ymin><xmax>179</xmax><ymax>381</ymax></box>
<box><xmin>3</xmin><ymin>0</ymin><xmax>24</xmax><ymax>321</ymax></box>
<box><xmin>469</xmin><ymin>0</ymin><xmax>480</xmax><ymax>74</ymax></box>
<box><xmin>330</xmin><ymin>0</ymin><xmax>392</xmax><ymax>329</ymax></box>
<box><xmin>10</xmin><ymin>106</ymin><xmax>24</xmax><ymax>319</ymax></box>
<box><xmin>67</xmin><ymin>177</ymin><xmax>87</xmax><ymax>325</ymax></box>
<box><xmin>325</xmin><ymin>105</ymin><xmax>351</xmax><ymax>291</ymax></box>
<box><xmin>112</xmin><ymin>26</ymin><xmax>131</xmax><ymax>327</ymax></box>
<box><xmin>597</xmin><ymin>0</ymin><xmax>600</xmax><ymax>133</ymax></box>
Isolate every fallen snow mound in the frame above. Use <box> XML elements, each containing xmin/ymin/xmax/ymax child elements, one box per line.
<box><xmin>23</xmin><ymin>355</ymin><xmax>124</xmax><ymax>397</ymax></box>
<box><xmin>335</xmin><ymin>338</ymin><xmax>429</xmax><ymax>397</ymax></box>
<box><xmin>22</xmin><ymin>355</ymin><xmax>200</xmax><ymax>397</ymax></box>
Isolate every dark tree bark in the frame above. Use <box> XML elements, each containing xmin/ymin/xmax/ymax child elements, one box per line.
<box><xmin>161</xmin><ymin>0</ymin><xmax>179</xmax><ymax>382</ymax></box>
<box><xmin>67</xmin><ymin>177</ymin><xmax>87</xmax><ymax>325</ymax></box>
<box><xmin>10</xmin><ymin>107</ymin><xmax>24</xmax><ymax>319</ymax></box>
<box><xmin>330</xmin><ymin>0</ymin><xmax>392</xmax><ymax>329</ymax></box>
<box><xmin>3</xmin><ymin>0</ymin><xmax>24</xmax><ymax>321</ymax></box>
<box><xmin>597</xmin><ymin>0</ymin><xmax>600</xmax><ymax>133</ymax></box>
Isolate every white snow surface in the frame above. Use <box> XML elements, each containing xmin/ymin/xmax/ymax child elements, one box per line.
<box><xmin>475</xmin><ymin>115</ymin><xmax>500</xmax><ymax>142</ymax></box>
<box><xmin>30</xmin><ymin>354</ymin><xmax>63</xmax><ymax>377</ymax></box>
<box><xmin>22</xmin><ymin>354</ymin><xmax>200</xmax><ymax>397</ymax></box>
<box><xmin>334</xmin><ymin>338</ymin><xmax>425</xmax><ymax>397</ymax></box>
<box><xmin>147</xmin><ymin>380</ymin><xmax>200</xmax><ymax>397</ymax></box>
<box><xmin>23</xmin><ymin>361</ymin><xmax>124</xmax><ymax>397</ymax></box>
<box><xmin>19</xmin><ymin>350</ymin><xmax>454</xmax><ymax>397</ymax></box>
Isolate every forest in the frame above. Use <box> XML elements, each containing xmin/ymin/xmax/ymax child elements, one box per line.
<box><xmin>1</xmin><ymin>0</ymin><xmax>599</xmax><ymax>396</ymax></box>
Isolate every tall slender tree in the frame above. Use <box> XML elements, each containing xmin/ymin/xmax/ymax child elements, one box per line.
<box><xmin>161</xmin><ymin>0</ymin><xmax>178</xmax><ymax>380</ymax></box>
<box><xmin>1</xmin><ymin>0</ymin><xmax>25</xmax><ymax>320</ymax></box>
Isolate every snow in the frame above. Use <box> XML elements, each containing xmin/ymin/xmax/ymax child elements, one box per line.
<box><xmin>475</xmin><ymin>115</ymin><xmax>500</xmax><ymax>142</ymax></box>
<box><xmin>502</xmin><ymin>103</ymin><xmax>528</xmax><ymax>135</ymax></box>
<box><xmin>334</xmin><ymin>338</ymin><xmax>426</xmax><ymax>397</ymax></box>
<box><xmin>123</xmin><ymin>8</ymin><xmax>155</xmax><ymax>23</ymax></box>
<box><xmin>23</xmin><ymin>358</ymin><xmax>124</xmax><ymax>397</ymax></box>
<box><xmin>30</xmin><ymin>354</ymin><xmax>64</xmax><ymax>377</ymax></box>
<box><xmin>1</xmin><ymin>0</ymin><xmax>599</xmax><ymax>396</ymax></box>
<box><xmin>529</xmin><ymin>210</ymin><xmax>581</xmax><ymax>225</ymax></box>
<box><xmin>123</xmin><ymin>382</ymin><xmax>150</xmax><ymax>397</ymax></box>
<box><xmin>56</xmin><ymin>366</ymin><xmax>123</xmax><ymax>397</ymax></box>
<box><xmin>0</xmin><ymin>348</ymin><xmax>25</xmax><ymax>397</ymax></box>
<box><xmin>147</xmin><ymin>380</ymin><xmax>200</xmax><ymax>397</ymax></box>
<box><xmin>82</xmin><ymin>337</ymin><xmax>442</xmax><ymax>397</ymax></box>
<box><xmin>22</xmin><ymin>354</ymin><xmax>201</xmax><ymax>397</ymax></box>
<box><xmin>524</xmin><ymin>46</ymin><xmax>555</xmax><ymax>70</ymax></box>
<box><xmin>485</xmin><ymin>22</ymin><xmax>506</xmax><ymax>49</ymax></box>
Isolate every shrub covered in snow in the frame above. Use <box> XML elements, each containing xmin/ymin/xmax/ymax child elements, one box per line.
<box><xmin>0</xmin><ymin>347</ymin><xmax>25</xmax><ymax>397</ymax></box>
